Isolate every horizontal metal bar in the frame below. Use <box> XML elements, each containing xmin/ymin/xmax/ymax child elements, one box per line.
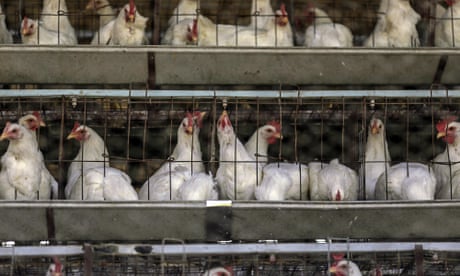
<box><xmin>0</xmin><ymin>89</ymin><xmax>457</xmax><ymax>98</ymax></box>
<box><xmin>1</xmin><ymin>242</ymin><xmax>460</xmax><ymax>257</ymax></box>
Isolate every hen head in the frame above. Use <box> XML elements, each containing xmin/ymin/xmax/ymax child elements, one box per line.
<box><xmin>0</xmin><ymin>122</ymin><xmax>24</xmax><ymax>141</ymax></box>
<box><xmin>186</xmin><ymin>19</ymin><xmax>198</xmax><ymax>44</ymax></box>
<box><xmin>124</xmin><ymin>0</ymin><xmax>136</xmax><ymax>23</ymax></box>
<box><xmin>329</xmin><ymin>259</ymin><xmax>360</xmax><ymax>276</ymax></box>
<box><xmin>67</xmin><ymin>122</ymin><xmax>90</xmax><ymax>141</ymax></box>
<box><xmin>19</xmin><ymin>111</ymin><xmax>46</xmax><ymax>132</ymax></box>
<box><xmin>21</xmin><ymin>16</ymin><xmax>36</xmax><ymax>36</ymax></box>
<box><xmin>181</xmin><ymin>111</ymin><xmax>206</xmax><ymax>135</ymax></box>
<box><xmin>47</xmin><ymin>257</ymin><xmax>64</xmax><ymax>276</ymax></box>
<box><xmin>275</xmin><ymin>3</ymin><xmax>289</xmax><ymax>26</ymax></box>
<box><xmin>369</xmin><ymin>117</ymin><xmax>384</xmax><ymax>135</ymax></box>
<box><xmin>446</xmin><ymin>0</ymin><xmax>456</xmax><ymax>6</ymax></box>
<box><xmin>261</xmin><ymin>121</ymin><xmax>282</xmax><ymax>144</ymax></box>
<box><xmin>436</xmin><ymin>116</ymin><xmax>460</xmax><ymax>145</ymax></box>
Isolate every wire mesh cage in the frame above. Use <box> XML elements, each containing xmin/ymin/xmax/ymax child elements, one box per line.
<box><xmin>0</xmin><ymin>0</ymin><xmax>451</xmax><ymax>47</ymax></box>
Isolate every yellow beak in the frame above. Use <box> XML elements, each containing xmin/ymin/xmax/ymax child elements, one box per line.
<box><xmin>67</xmin><ymin>132</ymin><xmax>77</xmax><ymax>140</ymax></box>
<box><xmin>329</xmin><ymin>266</ymin><xmax>337</xmax><ymax>273</ymax></box>
<box><xmin>437</xmin><ymin>132</ymin><xmax>446</xmax><ymax>139</ymax></box>
<box><xmin>371</xmin><ymin>126</ymin><xmax>379</xmax><ymax>135</ymax></box>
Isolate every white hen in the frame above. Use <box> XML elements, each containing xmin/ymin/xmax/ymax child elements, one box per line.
<box><xmin>374</xmin><ymin>162</ymin><xmax>436</xmax><ymax>200</ymax></box>
<box><xmin>263</xmin><ymin>162</ymin><xmax>309</xmax><ymax>200</ymax></box>
<box><xmin>433</xmin><ymin>117</ymin><xmax>460</xmax><ymax>199</ymax></box>
<box><xmin>0</xmin><ymin>122</ymin><xmax>43</xmax><ymax>200</ymax></box>
<box><xmin>21</xmin><ymin>17</ymin><xmax>76</xmax><ymax>45</ymax></box>
<box><xmin>162</xmin><ymin>0</ymin><xmax>197</xmax><ymax>45</ymax></box>
<box><xmin>66</xmin><ymin>123</ymin><xmax>136</xmax><ymax>200</ymax></box>
<box><xmin>0</xmin><ymin>3</ymin><xmax>12</xmax><ymax>44</ymax></box>
<box><xmin>176</xmin><ymin>171</ymin><xmax>218</xmax><ymax>200</ymax></box>
<box><xmin>330</xmin><ymin>259</ymin><xmax>363</xmax><ymax>276</ymax></box>
<box><xmin>196</xmin><ymin>3</ymin><xmax>293</xmax><ymax>47</ymax></box>
<box><xmin>360</xmin><ymin>117</ymin><xmax>391</xmax><ymax>200</ymax></box>
<box><xmin>244</xmin><ymin>121</ymin><xmax>282</xmax><ymax>166</ymax></box>
<box><xmin>19</xmin><ymin>112</ymin><xmax>59</xmax><ymax>200</ymax></box>
<box><xmin>86</xmin><ymin>0</ymin><xmax>117</xmax><ymax>45</ymax></box>
<box><xmin>138</xmin><ymin>111</ymin><xmax>206</xmax><ymax>200</ymax></box>
<box><xmin>138</xmin><ymin>168</ymin><xmax>191</xmax><ymax>200</ymax></box>
<box><xmin>255</xmin><ymin>167</ymin><xmax>292</xmax><ymax>200</ymax></box>
<box><xmin>216</xmin><ymin>110</ymin><xmax>262</xmax><ymax>200</ymax></box>
<box><xmin>364</xmin><ymin>0</ymin><xmax>420</xmax><ymax>47</ymax></box>
<box><xmin>110</xmin><ymin>0</ymin><xmax>148</xmax><ymax>45</ymax></box>
<box><xmin>309</xmin><ymin>159</ymin><xmax>358</xmax><ymax>201</ymax></box>
<box><xmin>40</xmin><ymin>0</ymin><xmax>77</xmax><ymax>44</ymax></box>
<box><xmin>304</xmin><ymin>7</ymin><xmax>353</xmax><ymax>47</ymax></box>
<box><xmin>46</xmin><ymin>257</ymin><xmax>64</xmax><ymax>276</ymax></box>
<box><xmin>435</xmin><ymin>0</ymin><xmax>460</xmax><ymax>47</ymax></box>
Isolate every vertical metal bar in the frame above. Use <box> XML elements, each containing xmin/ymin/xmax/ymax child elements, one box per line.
<box><xmin>320</xmin><ymin>97</ymin><xmax>324</xmax><ymax>164</ymax></box>
<box><xmin>414</xmin><ymin>244</ymin><xmax>424</xmax><ymax>276</ymax></box>
<box><xmin>341</xmin><ymin>97</ymin><xmax>345</xmax><ymax>164</ymax></box>
<box><xmin>126</xmin><ymin>88</ymin><xmax>132</xmax><ymax>181</ymax></box>
<box><xmin>278</xmin><ymin>89</ymin><xmax>283</xmax><ymax>162</ymax></box>
<box><xmin>142</xmin><ymin>89</ymin><xmax>149</xmax><ymax>200</ymax></box>
<box><xmin>168</xmin><ymin>97</ymin><xmax>174</xmax><ymax>200</ymax></box>
<box><xmin>191</xmin><ymin>96</ymin><xmax>196</xmax><ymax>175</ymax></box>
<box><xmin>152</xmin><ymin>0</ymin><xmax>161</xmax><ymax>45</ymax></box>
<box><xmin>234</xmin><ymin>97</ymin><xmax>239</xmax><ymax>199</ymax></box>
<box><xmin>83</xmin><ymin>244</ymin><xmax>93</xmax><ymax>276</ymax></box>
<box><xmin>209</xmin><ymin>92</ymin><xmax>218</xmax><ymax>176</ymax></box>
<box><xmin>406</xmin><ymin>97</ymin><xmax>410</xmax><ymax>177</ymax></box>
<box><xmin>58</xmin><ymin>96</ymin><xmax>66</xmax><ymax>199</ymax></box>
<box><xmin>383</xmin><ymin>97</ymin><xmax>389</xmax><ymax>200</ymax></box>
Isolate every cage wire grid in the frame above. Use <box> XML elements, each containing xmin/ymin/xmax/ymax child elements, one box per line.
<box><xmin>0</xmin><ymin>0</ymin><xmax>450</xmax><ymax>47</ymax></box>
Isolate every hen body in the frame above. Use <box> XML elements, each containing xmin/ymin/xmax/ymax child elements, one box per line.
<box><xmin>255</xmin><ymin>167</ymin><xmax>292</xmax><ymax>200</ymax></box>
<box><xmin>263</xmin><ymin>162</ymin><xmax>309</xmax><ymax>200</ymax></box>
<box><xmin>21</xmin><ymin>17</ymin><xmax>76</xmax><ymax>45</ymax></box>
<box><xmin>375</xmin><ymin>162</ymin><xmax>436</xmax><ymax>200</ymax></box>
<box><xmin>360</xmin><ymin>118</ymin><xmax>391</xmax><ymax>200</ymax></box>
<box><xmin>139</xmin><ymin>112</ymin><xmax>205</xmax><ymax>200</ymax></box>
<box><xmin>66</xmin><ymin>123</ymin><xmax>136</xmax><ymax>200</ymax></box>
<box><xmin>19</xmin><ymin>113</ymin><xmax>58</xmax><ymax>199</ymax></box>
<box><xmin>0</xmin><ymin>123</ymin><xmax>43</xmax><ymax>200</ymax></box>
<box><xmin>435</xmin><ymin>0</ymin><xmax>460</xmax><ymax>47</ymax></box>
<box><xmin>0</xmin><ymin>3</ymin><xmax>12</xmax><ymax>44</ymax></box>
<box><xmin>110</xmin><ymin>0</ymin><xmax>148</xmax><ymax>45</ymax></box>
<box><xmin>309</xmin><ymin>159</ymin><xmax>358</xmax><ymax>201</ymax></box>
<box><xmin>304</xmin><ymin>7</ymin><xmax>353</xmax><ymax>47</ymax></box>
<box><xmin>176</xmin><ymin>171</ymin><xmax>218</xmax><ymax>200</ymax></box>
<box><xmin>364</xmin><ymin>0</ymin><xmax>420</xmax><ymax>47</ymax></box>
<box><xmin>216</xmin><ymin>111</ymin><xmax>262</xmax><ymax>200</ymax></box>
<box><xmin>330</xmin><ymin>259</ymin><xmax>363</xmax><ymax>276</ymax></box>
<box><xmin>433</xmin><ymin>119</ymin><xmax>460</xmax><ymax>199</ymax></box>
<box><xmin>40</xmin><ymin>0</ymin><xmax>77</xmax><ymax>44</ymax></box>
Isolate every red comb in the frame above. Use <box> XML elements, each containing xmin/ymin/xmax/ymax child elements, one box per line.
<box><xmin>53</xmin><ymin>257</ymin><xmax>62</xmax><ymax>272</ymax></box>
<box><xmin>436</xmin><ymin>116</ymin><xmax>458</xmax><ymax>133</ymax></box>
<box><xmin>32</xmin><ymin>111</ymin><xmax>41</xmax><ymax>120</ymax></box>
<box><xmin>446</xmin><ymin>0</ymin><xmax>455</xmax><ymax>6</ymax></box>
<box><xmin>192</xmin><ymin>19</ymin><xmax>198</xmax><ymax>35</ymax></box>
<box><xmin>71</xmin><ymin>122</ymin><xmax>80</xmax><ymax>132</ymax></box>
<box><xmin>280</xmin><ymin>3</ymin><xmax>287</xmax><ymax>16</ymax></box>
<box><xmin>268</xmin><ymin>120</ymin><xmax>281</xmax><ymax>132</ymax></box>
<box><xmin>332</xmin><ymin>253</ymin><xmax>345</xmax><ymax>261</ymax></box>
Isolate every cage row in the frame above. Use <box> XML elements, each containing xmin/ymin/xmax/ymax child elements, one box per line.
<box><xmin>0</xmin><ymin>95</ymin><xmax>459</xmax><ymax>201</ymax></box>
<box><xmin>2</xmin><ymin>242</ymin><xmax>460</xmax><ymax>276</ymax></box>
<box><xmin>0</xmin><ymin>0</ymin><xmax>458</xmax><ymax>47</ymax></box>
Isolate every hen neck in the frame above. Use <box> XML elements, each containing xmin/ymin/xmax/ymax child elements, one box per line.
<box><xmin>365</xmin><ymin>133</ymin><xmax>391</xmax><ymax>162</ymax></box>
<box><xmin>75</xmin><ymin>129</ymin><xmax>109</xmax><ymax>170</ymax></box>
<box><xmin>245</xmin><ymin>129</ymin><xmax>269</xmax><ymax>157</ymax></box>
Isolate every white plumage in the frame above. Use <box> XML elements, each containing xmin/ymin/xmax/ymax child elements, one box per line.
<box><xmin>435</xmin><ymin>0</ymin><xmax>460</xmax><ymax>47</ymax></box>
<box><xmin>18</xmin><ymin>112</ymin><xmax>58</xmax><ymax>200</ymax></box>
<box><xmin>138</xmin><ymin>168</ymin><xmax>190</xmax><ymax>200</ymax></box>
<box><xmin>244</xmin><ymin>121</ymin><xmax>282</xmax><ymax>166</ymax></box>
<box><xmin>433</xmin><ymin>118</ymin><xmax>460</xmax><ymax>199</ymax></box>
<box><xmin>0</xmin><ymin>123</ymin><xmax>43</xmax><ymax>200</ymax></box>
<box><xmin>162</xmin><ymin>0</ymin><xmax>197</xmax><ymax>45</ymax></box>
<box><xmin>138</xmin><ymin>111</ymin><xmax>205</xmax><ymax>200</ymax></box>
<box><xmin>263</xmin><ymin>162</ymin><xmax>309</xmax><ymax>200</ymax></box>
<box><xmin>176</xmin><ymin>171</ymin><xmax>218</xmax><ymax>200</ymax></box>
<box><xmin>40</xmin><ymin>0</ymin><xmax>77</xmax><ymax>44</ymax></box>
<box><xmin>0</xmin><ymin>3</ymin><xmax>12</xmax><ymax>44</ymax></box>
<box><xmin>21</xmin><ymin>17</ymin><xmax>76</xmax><ymax>45</ymax></box>
<box><xmin>87</xmin><ymin>0</ymin><xmax>117</xmax><ymax>45</ymax></box>
<box><xmin>309</xmin><ymin>159</ymin><xmax>358</xmax><ymax>201</ymax></box>
<box><xmin>216</xmin><ymin>110</ymin><xmax>262</xmax><ymax>200</ymax></box>
<box><xmin>196</xmin><ymin>3</ymin><xmax>292</xmax><ymax>47</ymax></box>
<box><xmin>304</xmin><ymin>7</ymin><xmax>353</xmax><ymax>47</ymax></box>
<box><xmin>110</xmin><ymin>0</ymin><xmax>148</xmax><ymax>45</ymax></box>
<box><xmin>66</xmin><ymin>123</ymin><xmax>136</xmax><ymax>200</ymax></box>
<box><xmin>374</xmin><ymin>162</ymin><xmax>436</xmax><ymax>200</ymax></box>
<box><xmin>360</xmin><ymin>117</ymin><xmax>391</xmax><ymax>200</ymax></box>
<box><xmin>363</xmin><ymin>0</ymin><xmax>420</xmax><ymax>47</ymax></box>
<box><xmin>255</xmin><ymin>167</ymin><xmax>292</xmax><ymax>200</ymax></box>
<box><xmin>330</xmin><ymin>259</ymin><xmax>363</xmax><ymax>276</ymax></box>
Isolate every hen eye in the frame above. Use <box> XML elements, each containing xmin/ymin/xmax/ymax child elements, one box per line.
<box><xmin>379</xmin><ymin>125</ymin><xmax>382</xmax><ymax>129</ymax></box>
<box><xmin>449</xmin><ymin>126</ymin><xmax>455</xmax><ymax>131</ymax></box>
